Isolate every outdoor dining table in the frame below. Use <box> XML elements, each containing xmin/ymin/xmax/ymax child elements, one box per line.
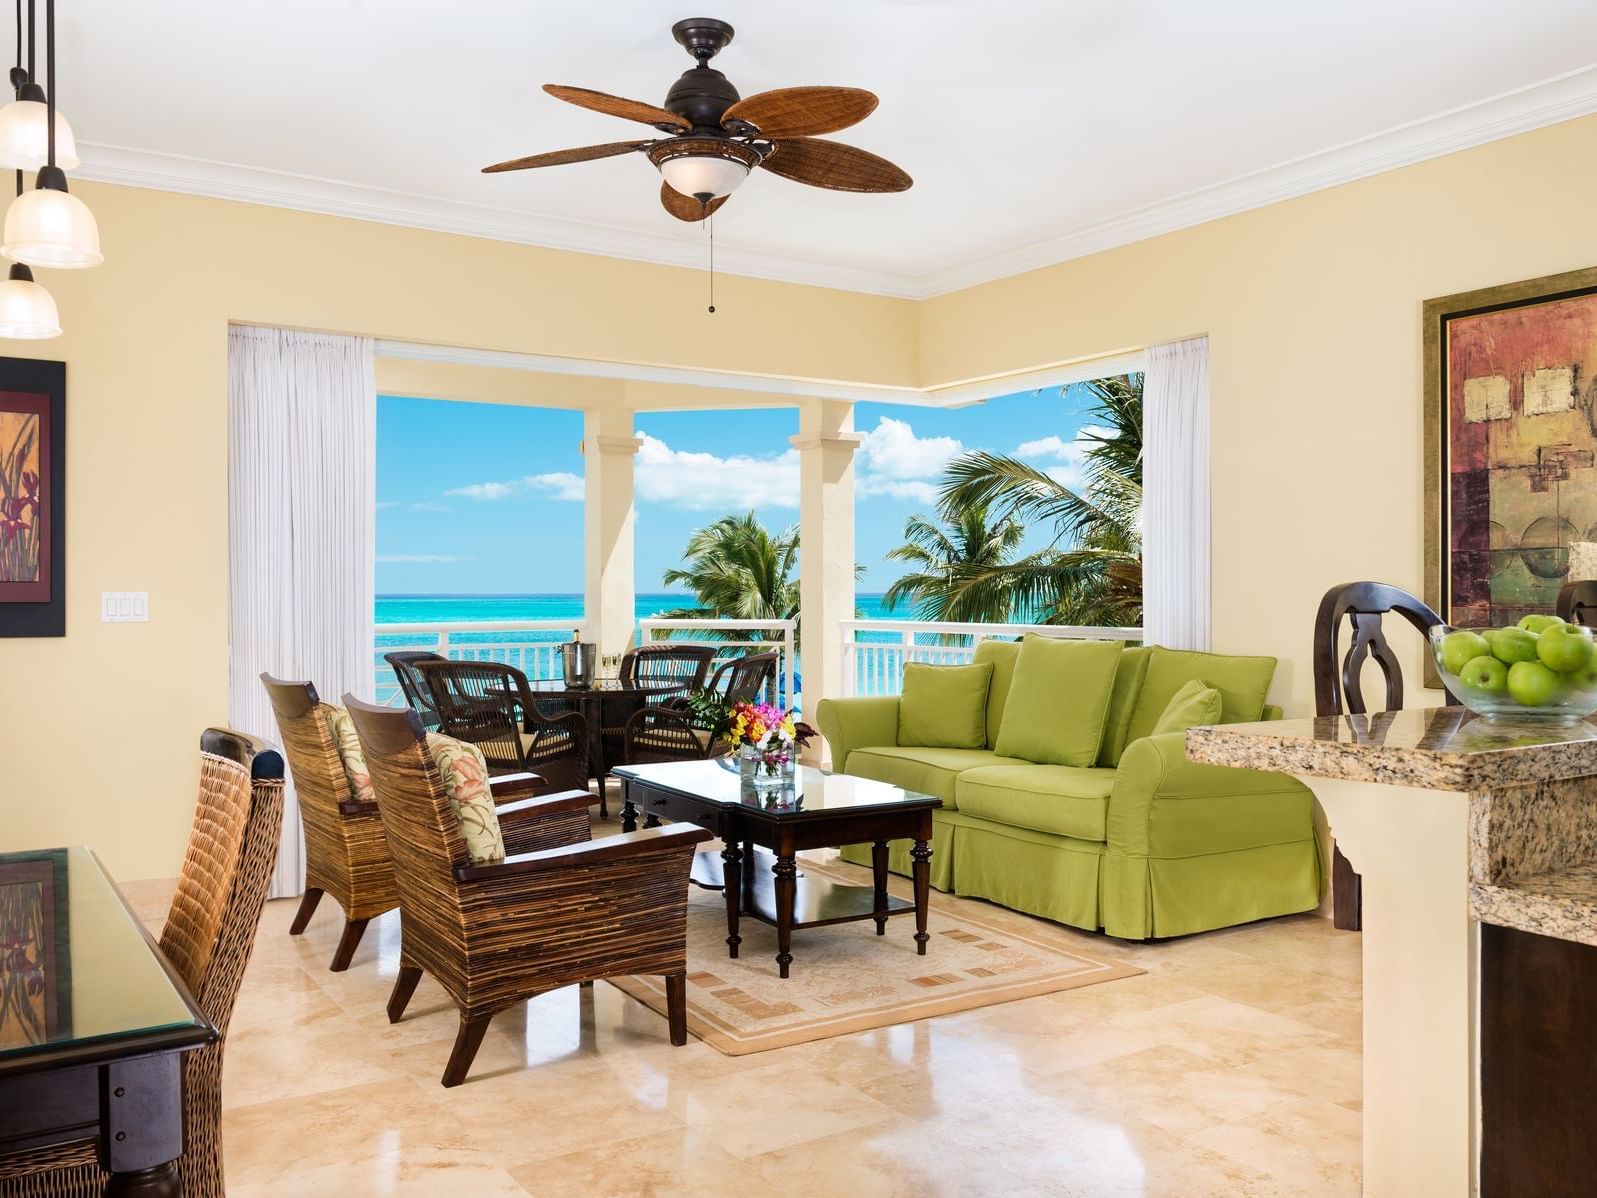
<box><xmin>525</xmin><ymin>676</ymin><xmax>687</xmax><ymax>779</ymax></box>
<box><xmin>0</xmin><ymin>845</ymin><xmax>216</xmax><ymax>1196</ymax></box>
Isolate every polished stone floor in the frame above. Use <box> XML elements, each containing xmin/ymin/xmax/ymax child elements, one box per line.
<box><xmin>153</xmin><ymin>837</ymin><xmax>1362</xmax><ymax>1196</ymax></box>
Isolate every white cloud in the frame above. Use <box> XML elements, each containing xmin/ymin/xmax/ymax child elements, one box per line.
<box><xmin>1016</xmin><ymin>425</ymin><xmax>1114</xmax><ymax>493</ymax></box>
<box><xmin>445</xmin><ymin>473</ymin><xmax>584</xmax><ymax>503</ymax></box>
<box><xmin>859</xmin><ymin>416</ymin><xmax>963</xmax><ymax>481</ymax></box>
<box><xmin>376</xmin><ymin>554</ymin><xmax>470</xmax><ymax>564</ymax></box>
<box><xmin>447</xmin><ymin>480</ymin><xmax>522</xmax><ymax>501</ymax></box>
<box><xmin>375</xmin><ymin>500</ymin><xmax>400</xmax><ymax>510</ymax></box>
<box><xmin>527</xmin><ymin>472</ymin><xmax>585</xmax><ymax>502</ymax></box>
<box><xmin>408</xmin><ymin>501</ymin><xmax>453</xmax><ymax>513</ymax></box>
<box><xmin>635</xmin><ymin>434</ymin><xmax>799</xmax><ymax>510</ymax></box>
<box><xmin>859</xmin><ymin>478</ymin><xmax>940</xmax><ymax>504</ymax></box>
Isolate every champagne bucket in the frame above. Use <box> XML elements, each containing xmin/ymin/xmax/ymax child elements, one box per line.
<box><xmin>560</xmin><ymin>641</ymin><xmax>596</xmax><ymax>688</ymax></box>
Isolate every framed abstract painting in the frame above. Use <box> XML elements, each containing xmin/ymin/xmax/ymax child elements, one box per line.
<box><xmin>1424</xmin><ymin>267</ymin><xmax>1597</xmax><ymax>645</ymax></box>
<box><xmin>0</xmin><ymin>356</ymin><xmax>65</xmax><ymax>637</ymax></box>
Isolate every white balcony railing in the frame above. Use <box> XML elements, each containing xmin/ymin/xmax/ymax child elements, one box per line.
<box><xmin>638</xmin><ymin>617</ymin><xmax>798</xmax><ymax>709</ymax></box>
<box><xmin>373</xmin><ymin>620</ymin><xmax>585</xmax><ymax>706</ymax></box>
<box><xmin>841</xmin><ymin>619</ymin><xmax>1144</xmax><ymax>697</ymax></box>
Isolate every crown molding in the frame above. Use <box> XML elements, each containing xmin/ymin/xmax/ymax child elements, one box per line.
<box><xmin>75</xmin><ymin>64</ymin><xmax>1597</xmax><ymax>301</ymax></box>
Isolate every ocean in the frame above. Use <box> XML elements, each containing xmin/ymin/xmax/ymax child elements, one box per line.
<box><xmin>375</xmin><ymin>592</ymin><xmax>902</xmax><ymax>627</ymax></box>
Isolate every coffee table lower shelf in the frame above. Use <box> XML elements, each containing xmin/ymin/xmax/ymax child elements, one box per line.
<box><xmin>690</xmin><ymin>848</ymin><xmax>916</xmax><ymax>930</ymax></box>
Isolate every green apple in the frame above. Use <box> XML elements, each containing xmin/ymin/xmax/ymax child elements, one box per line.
<box><xmin>1518</xmin><ymin>614</ymin><xmax>1564</xmax><ymax>634</ymax></box>
<box><xmin>1459</xmin><ymin>654</ymin><xmax>1509</xmax><ymax>695</ymax></box>
<box><xmin>1491</xmin><ymin>627</ymin><xmax>1541</xmax><ymax>665</ymax></box>
<box><xmin>1440</xmin><ymin>629</ymin><xmax>1491</xmax><ymax>675</ymax></box>
<box><xmin>1508</xmin><ymin>660</ymin><xmax>1563</xmax><ymax>707</ymax></box>
<box><xmin>1536</xmin><ymin>623</ymin><xmax>1595</xmax><ymax>674</ymax></box>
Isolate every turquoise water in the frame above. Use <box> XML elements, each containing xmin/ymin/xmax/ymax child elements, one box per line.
<box><xmin>375</xmin><ymin>592</ymin><xmax>901</xmax><ymax>626</ymax></box>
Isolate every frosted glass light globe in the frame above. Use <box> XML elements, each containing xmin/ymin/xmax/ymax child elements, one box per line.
<box><xmin>3</xmin><ymin>177</ymin><xmax>102</xmax><ymax>268</ymax></box>
<box><xmin>0</xmin><ymin>263</ymin><xmax>60</xmax><ymax>338</ymax></box>
<box><xmin>659</xmin><ymin>153</ymin><xmax>750</xmax><ymax>202</ymax></box>
<box><xmin>0</xmin><ymin>99</ymin><xmax>79</xmax><ymax>171</ymax></box>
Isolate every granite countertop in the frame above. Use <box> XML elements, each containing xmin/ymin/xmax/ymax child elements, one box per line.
<box><xmin>1186</xmin><ymin>707</ymin><xmax>1597</xmax><ymax>791</ymax></box>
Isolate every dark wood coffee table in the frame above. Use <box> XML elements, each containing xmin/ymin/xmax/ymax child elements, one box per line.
<box><xmin>613</xmin><ymin>760</ymin><xmax>941</xmax><ymax>978</ymax></box>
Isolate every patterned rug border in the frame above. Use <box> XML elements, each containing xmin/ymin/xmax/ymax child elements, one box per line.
<box><xmin>608</xmin><ymin>859</ymin><xmax>1144</xmax><ymax>1056</ymax></box>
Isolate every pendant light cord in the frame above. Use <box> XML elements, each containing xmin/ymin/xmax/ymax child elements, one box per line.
<box><xmin>11</xmin><ymin>0</ymin><xmax>19</xmax><ymax>198</ymax></box>
<box><xmin>707</xmin><ymin>212</ymin><xmax>716</xmax><ymax>314</ymax></box>
<box><xmin>25</xmin><ymin>0</ymin><xmax>31</xmax><ymax>81</ymax></box>
<box><xmin>43</xmin><ymin>0</ymin><xmax>52</xmax><ymax>167</ymax></box>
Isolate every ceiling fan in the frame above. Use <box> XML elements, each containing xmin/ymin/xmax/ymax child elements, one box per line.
<box><xmin>482</xmin><ymin>16</ymin><xmax>912</xmax><ymax>223</ymax></box>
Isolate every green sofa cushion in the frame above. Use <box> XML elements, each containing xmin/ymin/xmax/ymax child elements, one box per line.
<box><xmin>1152</xmin><ymin>678</ymin><xmax>1224</xmax><ymax>736</ymax></box>
<box><xmin>1096</xmin><ymin>646</ymin><xmax>1153</xmax><ymax>768</ymax></box>
<box><xmin>897</xmin><ymin>661</ymin><xmax>993</xmax><ymax>749</ymax></box>
<box><xmin>993</xmin><ymin>634</ymin><xmax>1123</xmax><ymax>767</ymax></box>
<box><xmin>972</xmin><ymin>639</ymin><xmax>1021</xmax><ymax>749</ymax></box>
<box><xmin>845</xmin><ymin>746</ymin><xmax>1028</xmax><ymax>810</ymax></box>
<box><xmin>955</xmin><ymin>763</ymin><xmax>1118</xmax><ymax>841</ymax></box>
<box><xmin>1126</xmin><ymin>646</ymin><xmax>1277</xmax><ymax>746</ymax></box>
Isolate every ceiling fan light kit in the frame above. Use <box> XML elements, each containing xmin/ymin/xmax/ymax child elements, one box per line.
<box><xmin>483</xmin><ymin>15</ymin><xmax>911</xmax><ymax>308</ymax></box>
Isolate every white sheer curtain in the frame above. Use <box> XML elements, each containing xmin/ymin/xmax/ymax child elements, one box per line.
<box><xmin>1143</xmin><ymin>336</ymin><xmax>1211</xmax><ymax>651</ymax></box>
<box><xmin>228</xmin><ymin>326</ymin><xmax>375</xmax><ymax>898</ymax></box>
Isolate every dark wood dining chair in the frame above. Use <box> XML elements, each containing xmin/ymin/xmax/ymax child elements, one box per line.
<box><xmin>418</xmin><ymin>659</ymin><xmax>592</xmax><ymax>795</ymax></box>
<box><xmin>1557</xmin><ymin>580</ymin><xmax>1597</xmax><ymax>626</ymax></box>
<box><xmin>0</xmin><ymin>729</ymin><xmax>285</xmax><ymax>1198</ymax></box>
<box><xmin>262</xmin><ymin>674</ymin><xmax>400</xmax><ymax>971</ymax></box>
<box><xmin>1313</xmin><ymin>581</ymin><xmax>1456</xmax><ymax>931</ymax></box>
<box><xmin>620</xmin><ymin>642</ymin><xmax>718</xmax><ymax>698</ymax></box>
<box><xmin>623</xmin><ymin>651</ymin><xmax>780</xmax><ymax>765</ymax></box>
<box><xmin>384</xmin><ymin>650</ymin><xmax>447</xmax><ymax>729</ymax></box>
<box><xmin>343</xmin><ymin>697</ymin><xmax>711</xmax><ymax>1087</ymax></box>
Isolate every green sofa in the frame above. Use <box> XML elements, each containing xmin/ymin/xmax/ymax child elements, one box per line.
<box><xmin>816</xmin><ymin>642</ymin><xmax>1322</xmax><ymax>939</ymax></box>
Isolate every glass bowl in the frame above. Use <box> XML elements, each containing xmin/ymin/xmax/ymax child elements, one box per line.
<box><xmin>1430</xmin><ymin>622</ymin><xmax>1597</xmax><ymax>723</ymax></box>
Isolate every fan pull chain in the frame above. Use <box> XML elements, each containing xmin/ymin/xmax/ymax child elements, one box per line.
<box><xmin>706</xmin><ymin>210</ymin><xmax>716</xmax><ymax>314</ymax></box>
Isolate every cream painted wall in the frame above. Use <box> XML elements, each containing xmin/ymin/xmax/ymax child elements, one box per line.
<box><xmin>0</xmin><ymin>181</ymin><xmax>915</xmax><ymax>880</ymax></box>
<box><xmin>921</xmin><ymin>112</ymin><xmax>1597</xmax><ymax>714</ymax></box>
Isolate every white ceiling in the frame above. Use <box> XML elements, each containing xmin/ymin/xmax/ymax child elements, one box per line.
<box><xmin>55</xmin><ymin>1</ymin><xmax>1597</xmax><ymax>297</ymax></box>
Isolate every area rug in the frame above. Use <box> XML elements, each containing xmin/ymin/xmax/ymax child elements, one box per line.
<box><xmin>609</xmin><ymin>858</ymin><xmax>1142</xmax><ymax>1055</ymax></box>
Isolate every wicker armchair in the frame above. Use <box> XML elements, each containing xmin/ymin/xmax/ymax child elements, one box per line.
<box><xmin>0</xmin><ymin>728</ymin><xmax>285</xmax><ymax>1198</ymax></box>
<box><xmin>419</xmin><ymin>659</ymin><xmax>592</xmax><ymax>794</ymax></box>
<box><xmin>343</xmin><ymin>696</ymin><xmax>711</xmax><ymax>1087</ymax></box>
<box><xmin>384</xmin><ymin>650</ymin><xmax>447</xmax><ymax>730</ymax></box>
<box><xmin>623</xmin><ymin>651</ymin><xmax>780</xmax><ymax>765</ymax></box>
<box><xmin>599</xmin><ymin>643</ymin><xmax>718</xmax><ymax>771</ymax></box>
<box><xmin>262</xmin><ymin>674</ymin><xmax>401</xmax><ymax>971</ymax></box>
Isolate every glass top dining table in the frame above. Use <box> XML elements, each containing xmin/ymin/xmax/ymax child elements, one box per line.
<box><xmin>0</xmin><ymin>845</ymin><xmax>210</xmax><ymax>1070</ymax></box>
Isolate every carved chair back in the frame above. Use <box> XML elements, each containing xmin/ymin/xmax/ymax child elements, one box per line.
<box><xmin>1557</xmin><ymin>580</ymin><xmax>1597</xmax><ymax>628</ymax></box>
<box><xmin>1312</xmin><ymin>581</ymin><xmax>1456</xmax><ymax>716</ymax></box>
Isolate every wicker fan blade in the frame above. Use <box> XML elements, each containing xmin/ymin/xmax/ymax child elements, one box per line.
<box><xmin>660</xmin><ymin>182</ymin><xmax>728</xmax><ymax>222</ymax></box>
<box><xmin>760</xmin><ymin>138</ymin><xmax>912</xmax><ymax>193</ymax></box>
<box><xmin>483</xmin><ymin>141</ymin><xmax>653</xmax><ymax>173</ymax></box>
<box><xmin>544</xmin><ymin>84</ymin><xmax>690</xmax><ymax>131</ymax></box>
<box><xmin>721</xmin><ymin>86</ymin><xmax>879</xmax><ymax>139</ymax></box>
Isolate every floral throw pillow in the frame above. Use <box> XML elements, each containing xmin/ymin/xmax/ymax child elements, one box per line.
<box><xmin>426</xmin><ymin>733</ymin><xmax>506</xmax><ymax>864</ymax></box>
<box><xmin>325</xmin><ymin>706</ymin><xmax>375</xmax><ymax>806</ymax></box>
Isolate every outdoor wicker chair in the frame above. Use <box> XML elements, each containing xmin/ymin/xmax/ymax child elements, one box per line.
<box><xmin>384</xmin><ymin>650</ymin><xmax>447</xmax><ymax>730</ymax></box>
<box><xmin>600</xmin><ymin>642</ymin><xmax>718</xmax><ymax>770</ymax></box>
<box><xmin>623</xmin><ymin>651</ymin><xmax>780</xmax><ymax>765</ymax></box>
<box><xmin>262</xmin><ymin>674</ymin><xmax>401</xmax><ymax>971</ymax></box>
<box><xmin>418</xmin><ymin>659</ymin><xmax>592</xmax><ymax>794</ymax></box>
<box><xmin>343</xmin><ymin>696</ymin><xmax>711</xmax><ymax>1087</ymax></box>
<box><xmin>0</xmin><ymin>728</ymin><xmax>285</xmax><ymax>1198</ymax></box>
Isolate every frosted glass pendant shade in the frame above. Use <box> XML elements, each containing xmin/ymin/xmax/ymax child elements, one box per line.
<box><xmin>3</xmin><ymin>170</ymin><xmax>102</xmax><ymax>268</ymax></box>
<box><xmin>0</xmin><ymin>263</ymin><xmax>60</xmax><ymax>338</ymax></box>
<box><xmin>659</xmin><ymin>153</ymin><xmax>750</xmax><ymax>201</ymax></box>
<box><xmin>0</xmin><ymin>98</ymin><xmax>79</xmax><ymax>171</ymax></box>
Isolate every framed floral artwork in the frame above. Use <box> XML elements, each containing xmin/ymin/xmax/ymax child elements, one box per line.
<box><xmin>0</xmin><ymin>849</ymin><xmax>71</xmax><ymax>1049</ymax></box>
<box><xmin>0</xmin><ymin>357</ymin><xmax>65</xmax><ymax>637</ymax></box>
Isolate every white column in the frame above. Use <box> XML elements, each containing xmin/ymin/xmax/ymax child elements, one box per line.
<box><xmin>582</xmin><ymin>407</ymin><xmax>640</xmax><ymax>658</ymax></box>
<box><xmin>792</xmin><ymin>400</ymin><xmax>862</xmax><ymax>761</ymax></box>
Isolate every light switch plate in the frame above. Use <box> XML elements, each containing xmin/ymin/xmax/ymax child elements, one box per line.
<box><xmin>101</xmin><ymin>592</ymin><xmax>149</xmax><ymax>622</ymax></box>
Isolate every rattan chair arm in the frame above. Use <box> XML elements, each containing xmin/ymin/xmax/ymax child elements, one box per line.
<box><xmin>453</xmin><ymin>824</ymin><xmax>712</xmax><ymax>882</ymax></box>
<box><xmin>339</xmin><ymin>797</ymin><xmax>380</xmax><ymax>817</ymax></box>
<box><xmin>494</xmin><ymin>788</ymin><xmax>595</xmax><ymax>819</ymax></box>
<box><xmin>488</xmin><ymin>772</ymin><xmax>547</xmax><ymax>802</ymax></box>
<box><xmin>623</xmin><ymin>704</ymin><xmax>698</xmax><ymax>737</ymax></box>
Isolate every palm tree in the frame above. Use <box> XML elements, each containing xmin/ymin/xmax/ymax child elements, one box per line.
<box><xmin>937</xmin><ymin>373</ymin><xmax>1143</xmax><ymax>627</ymax></box>
<box><xmin>882</xmin><ymin>503</ymin><xmax>1025</xmax><ymax>623</ymax></box>
<box><xmin>658</xmin><ymin>512</ymin><xmax>800</xmax><ymax>636</ymax></box>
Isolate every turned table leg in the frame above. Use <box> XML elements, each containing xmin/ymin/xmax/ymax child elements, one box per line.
<box><xmin>872</xmin><ymin>840</ymin><xmax>889</xmax><ymax>935</ymax></box>
<box><xmin>773</xmin><ymin>851</ymin><xmax>797</xmax><ymax>978</ymax></box>
<box><xmin>722</xmin><ymin>842</ymin><xmax>742</xmax><ymax>958</ymax></box>
<box><xmin>910</xmin><ymin>836</ymin><xmax>931</xmax><ymax>955</ymax></box>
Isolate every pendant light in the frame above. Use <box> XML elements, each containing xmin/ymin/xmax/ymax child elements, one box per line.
<box><xmin>2</xmin><ymin>0</ymin><xmax>97</xmax><ymax>268</ymax></box>
<box><xmin>0</xmin><ymin>0</ymin><xmax>56</xmax><ymax>338</ymax></box>
<box><xmin>0</xmin><ymin>1</ymin><xmax>75</xmax><ymax>171</ymax></box>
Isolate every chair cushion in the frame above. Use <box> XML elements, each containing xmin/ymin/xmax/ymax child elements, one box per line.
<box><xmin>956</xmin><ymin>764</ymin><xmax>1118</xmax><ymax>841</ymax></box>
<box><xmin>426</xmin><ymin>733</ymin><xmax>506</xmax><ymax>863</ymax></box>
<box><xmin>845</xmin><ymin>746</ymin><xmax>1029</xmax><ymax>809</ymax></box>
<box><xmin>325</xmin><ymin>706</ymin><xmax>374</xmax><ymax>805</ymax></box>
<box><xmin>973</xmin><ymin>639</ymin><xmax>1022</xmax><ymax>749</ymax></box>
<box><xmin>1097</xmin><ymin>646</ymin><xmax>1153</xmax><ymax>768</ymax></box>
<box><xmin>897</xmin><ymin>662</ymin><xmax>993</xmax><ymax>749</ymax></box>
<box><xmin>1152</xmin><ymin>678</ymin><xmax>1224</xmax><ymax>736</ymax></box>
<box><xmin>1126</xmin><ymin>647</ymin><xmax>1277</xmax><ymax>746</ymax></box>
<box><xmin>992</xmin><ymin>634</ymin><xmax>1124</xmax><ymax>767</ymax></box>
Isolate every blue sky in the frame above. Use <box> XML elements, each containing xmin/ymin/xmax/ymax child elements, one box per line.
<box><xmin>375</xmin><ymin>384</ymin><xmax>1108</xmax><ymax>595</ymax></box>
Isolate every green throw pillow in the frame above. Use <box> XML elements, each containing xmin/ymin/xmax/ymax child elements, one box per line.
<box><xmin>1151</xmin><ymin>678</ymin><xmax>1224</xmax><ymax>735</ymax></box>
<box><xmin>992</xmin><ymin>634</ymin><xmax>1124</xmax><ymax>767</ymax></box>
<box><xmin>1096</xmin><ymin>646</ymin><xmax>1153</xmax><ymax>767</ymax></box>
<box><xmin>973</xmin><ymin>639</ymin><xmax>1022</xmax><ymax>748</ymax></box>
<box><xmin>1126</xmin><ymin>646</ymin><xmax>1277</xmax><ymax>746</ymax></box>
<box><xmin>898</xmin><ymin>662</ymin><xmax>993</xmax><ymax>749</ymax></box>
